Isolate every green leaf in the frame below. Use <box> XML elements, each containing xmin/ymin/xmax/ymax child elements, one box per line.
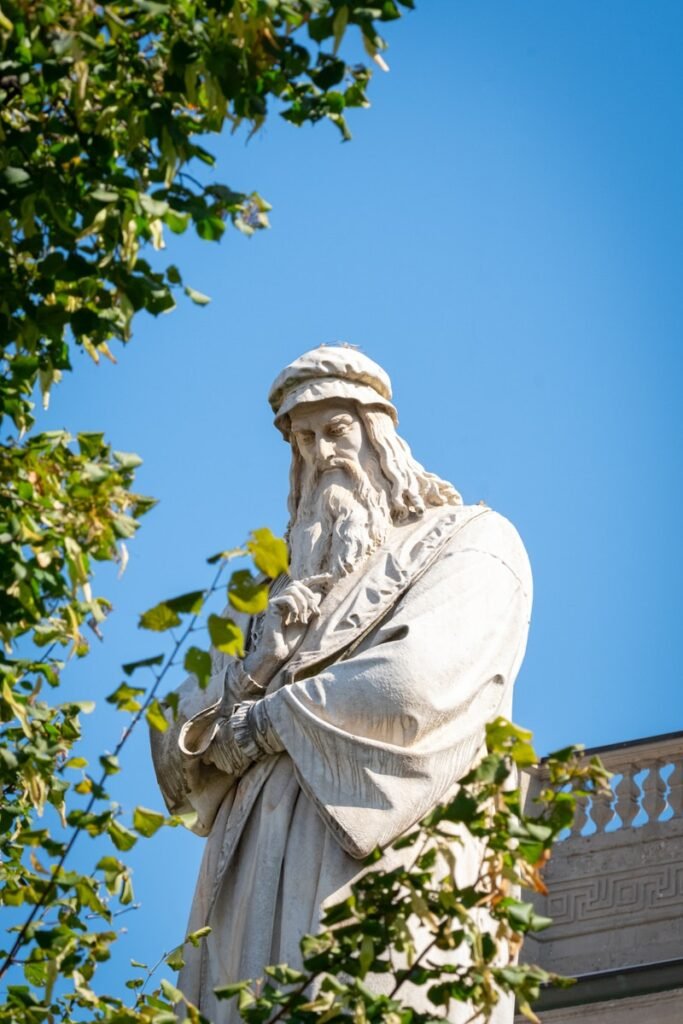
<box><xmin>228</xmin><ymin>570</ymin><xmax>269</xmax><ymax>615</ymax></box>
<box><xmin>166</xmin><ymin>590</ymin><xmax>204</xmax><ymax>614</ymax></box>
<box><xmin>77</xmin><ymin>432</ymin><xmax>106</xmax><ymax>458</ymax></box>
<box><xmin>215</xmin><ymin>981</ymin><xmax>250</xmax><ymax>1000</ymax></box>
<box><xmin>264</xmin><ymin>964</ymin><xmax>306</xmax><ymax>984</ymax></box>
<box><xmin>2</xmin><ymin>166</ymin><xmax>31</xmax><ymax>187</ymax></box>
<box><xmin>359</xmin><ymin>934</ymin><xmax>374</xmax><ymax>976</ymax></box>
<box><xmin>139</xmin><ymin>603</ymin><xmax>181</xmax><ymax>631</ymax></box>
<box><xmin>208</xmin><ymin>615</ymin><xmax>244</xmax><ymax>656</ymax></box>
<box><xmin>184</xmin><ymin>646</ymin><xmax>212</xmax><ymax>689</ymax></box>
<box><xmin>195</xmin><ymin>215</ymin><xmax>225</xmax><ymax>241</ymax></box>
<box><xmin>442</xmin><ymin>789</ymin><xmax>480</xmax><ymax>824</ymax></box>
<box><xmin>109</xmin><ymin>819</ymin><xmax>138</xmax><ymax>852</ymax></box>
<box><xmin>166</xmin><ymin>946</ymin><xmax>185</xmax><ymax>971</ymax></box>
<box><xmin>164</xmin><ymin>691</ymin><xmax>180</xmax><ymax>717</ymax></box>
<box><xmin>160</xmin><ymin>979</ymin><xmax>183</xmax><ymax>1004</ymax></box>
<box><xmin>486</xmin><ymin>717</ymin><xmax>538</xmax><ymax>767</ymax></box>
<box><xmin>164</xmin><ymin>209</ymin><xmax>190</xmax><ymax>234</ymax></box>
<box><xmin>139</xmin><ymin>592</ymin><xmax>203</xmax><ymax>631</ymax></box>
<box><xmin>113</xmin><ymin>450</ymin><xmax>144</xmax><ymax>470</ymax></box>
<box><xmin>100</xmin><ymin>754</ymin><xmax>120</xmax><ymax>775</ymax></box>
<box><xmin>146</xmin><ymin>699</ymin><xmax>169</xmax><ymax>733</ymax></box>
<box><xmin>106</xmin><ymin>681</ymin><xmax>146</xmax><ymax>711</ymax></box>
<box><xmin>332</xmin><ymin>5</ymin><xmax>349</xmax><ymax>54</ymax></box>
<box><xmin>112</xmin><ymin>513</ymin><xmax>140</xmax><ymax>539</ymax></box>
<box><xmin>247</xmin><ymin>528</ymin><xmax>289</xmax><ymax>579</ymax></box>
<box><xmin>91</xmin><ymin>187</ymin><xmax>119</xmax><ymax>202</ymax></box>
<box><xmin>133</xmin><ymin>806</ymin><xmax>166</xmax><ymax>837</ymax></box>
<box><xmin>525</xmin><ymin>821</ymin><xmax>553</xmax><ymax>842</ymax></box>
<box><xmin>184</xmin><ymin>285</ymin><xmax>211</xmax><ymax>305</ymax></box>
<box><xmin>502</xmin><ymin>898</ymin><xmax>553</xmax><ymax>933</ymax></box>
<box><xmin>187</xmin><ymin>925</ymin><xmax>211</xmax><ymax>947</ymax></box>
<box><xmin>140</xmin><ymin>193</ymin><xmax>169</xmax><ymax>218</ymax></box>
<box><xmin>121</xmin><ymin>654</ymin><xmax>164</xmax><ymax>676</ymax></box>
<box><xmin>65</xmin><ymin>756</ymin><xmax>88</xmax><ymax>769</ymax></box>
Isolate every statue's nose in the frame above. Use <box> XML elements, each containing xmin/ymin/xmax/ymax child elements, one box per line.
<box><xmin>315</xmin><ymin>437</ymin><xmax>335</xmax><ymax>463</ymax></box>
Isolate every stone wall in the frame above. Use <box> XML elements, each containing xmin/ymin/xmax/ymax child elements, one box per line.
<box><xmin>519</xmin><ymin>731</ymin><xmax>683</xmax><ymax>1020</ymax></box>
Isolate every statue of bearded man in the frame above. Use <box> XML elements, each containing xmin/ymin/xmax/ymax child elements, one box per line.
<box><xmin>150</xmin><ymin>345</ymin><xmax>532</xmax><ymax>1024</ymax></box>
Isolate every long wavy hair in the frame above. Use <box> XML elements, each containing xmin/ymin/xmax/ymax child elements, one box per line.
<box><xmin>286</xmin><ymin>405</ymin><xmax>461</xmax><ymax>529</ymax></box>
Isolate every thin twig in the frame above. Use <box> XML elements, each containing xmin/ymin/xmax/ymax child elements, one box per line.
<box><xmin>0</xmin><ymin>561</ymin><xmax>226</xmax><ymax>978</ymax></box>
<box><xmin>388</xmin><ymin>934</ymin><xmax>440</xmax><ymax>999</ymax></box>
<box><xmin>264</xmin><ymin>970</ymin><xmax>322</xmax><ymax>1024</ymax></box>
<box><xmin>134</xmin><ymin>946</ymin><xmax>171</xmax><ymax>1006</ymax></box>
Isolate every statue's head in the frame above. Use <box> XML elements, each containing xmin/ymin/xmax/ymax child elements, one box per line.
<box><xmin>269</xmin><ymin>345</ymin><xmax>461</xmax><ymax>581</ymax></box>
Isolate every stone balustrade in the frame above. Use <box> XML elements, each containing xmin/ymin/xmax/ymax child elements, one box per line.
<box><xmin>563</xmin><ymin>730</ymin><xmax>683</xmax><ymax>838</ymax></box>
<box><xmin>518</xmin><ymin>730</ymin><xmax>683</xmax><ymax>1022</ymax></box>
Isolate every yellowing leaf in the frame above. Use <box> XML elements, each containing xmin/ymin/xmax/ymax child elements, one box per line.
<box><xmin>139</xmin><ymin>602</ymin><xmax>181</xmax><ymax>632</ymax></box>
<box><xmin>227</xmin><ymin>570</ymin><xmax>269</xmax><ymax>615</ymax></box>
<box><xmin>186</xmin><ymin>925</ymin><xmax>211</xmax><ymax>947</ymax></box>
<box><xmin>145</xmin><ymin>699</ymin><xmax>169</xmax><ymax>733</ymax></box>
<box><xmin>133</xmin><ymin>806</ymin><xmax>165</xmax><ymax>838</ymax></box>
<box><xmin>207</xmin><ymin>615</ymin><xmax>244</xmax><ymax>656</ymax></box>
<box><xmin>109</xmin><ymin>819</ymin><xmax>137</xmax><ymax>852</ymax></box>
<box><xmin>247</xmin><ymin>528</ymin><xmax>289</xmax><ymax>579</ymax></box>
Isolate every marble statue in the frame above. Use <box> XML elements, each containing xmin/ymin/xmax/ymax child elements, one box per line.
<box><xmin>150</xmin><ymin>345</ymin><xmax>532</xmax><ymax>1023</ymax></box>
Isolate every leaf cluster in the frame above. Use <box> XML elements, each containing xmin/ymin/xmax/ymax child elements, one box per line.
<box><xmin>0</xmin><ymin>0</ymin><xmax>413</xmax><ymax>431</ymax></box>
<box><xmin>210</xmin><ymin>720</ymin><xmax>609</xmax><ymax>1024</ymax></box>
<box><xmin>0</xmin><ymin>3</ymin><xmax>411</xmax><ymax>1012</ymax></box>
<box><xmin>0</xmin><ymin>523</ymin><xmax>289</xmax><ymax>1024</ymax></box>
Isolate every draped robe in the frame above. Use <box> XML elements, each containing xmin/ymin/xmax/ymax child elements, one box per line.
<box><xmin>150</xmin><ymin>504</ymin><xmax>532</xmax><ymax>1023</ymax></box>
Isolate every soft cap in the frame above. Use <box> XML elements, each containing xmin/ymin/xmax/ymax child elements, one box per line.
<box><xmin>269</xmin><ymin>344</ymin><xmax>398</xmax><ymax>437</ymax></box>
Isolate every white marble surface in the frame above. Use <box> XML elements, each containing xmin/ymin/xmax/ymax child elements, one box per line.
<box><xmin>151</xmin><ymin>347</ymin><xmax>532</xmax><ymax>1023</ymax></box>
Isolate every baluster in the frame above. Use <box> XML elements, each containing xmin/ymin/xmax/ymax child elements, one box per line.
<box><xmin>641</xmin><ymin>761</ymin><xmax>667</xmax><ymax>824</ymax></box>
<box><xmin>569</xmin><ymin>790</ymin><xmax>589</xmax><ymax>838</ymax></box>
<box><xmin>591</xmin><ymin>785</ymin><xmax>615</xmax><ymax>833</ymax></box>
<box><xmin>615</xmin><ymin>766</ymin><xmax>640</xmax><ymax>828</ymax></box>
<box><xmin>667</xmin><ymin>758</ymin><xmax>683</xmax><ymax>818</ymax></box>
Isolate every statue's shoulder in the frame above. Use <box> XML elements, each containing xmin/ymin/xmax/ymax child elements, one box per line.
<box><xmin>437</xmin><ymin>504</ymin><xmax>532</xmax><ymax>598</ymax></box>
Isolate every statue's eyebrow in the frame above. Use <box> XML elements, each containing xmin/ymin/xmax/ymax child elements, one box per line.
<box><xmin>327</xmin><ymin>413</ymin><xmax>354</xmax><ymax>424</ymax></box>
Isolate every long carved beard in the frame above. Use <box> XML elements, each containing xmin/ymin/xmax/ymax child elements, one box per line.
<box><xmin>288</xmin><ymin>459</ymin><xmax>392</xmax><ymax>582</ymax></box>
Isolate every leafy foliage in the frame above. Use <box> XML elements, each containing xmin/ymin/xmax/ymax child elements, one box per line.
<box><xmin>0</xmin><ymin>430</ymin><xmax>152</xmax><ymax>649</ymax></box>
<box><xmin>0</xmin><ymin>536</ymin><xmax>286</xmax><ymax>1023</ymax></box>
<box><xmin>0</xmin><ymin>5</ymin><xmax>608</xmax><ymax>1024</ymax></box>
<box><xmin>0</xmin><ymin>464</ymin><xmax>610</xmax><ymax>1024</ymax></box>
<box><xmin>0</xmin><ymin>2</ymin><xmax>416</xmax><ymax>1013</ymax></box>
<box><xmin>206</xmin><ymin>721</ymin><xmax>609</xmax><ymax>1024</ymax></box>
<box><xmin>0</xmin><ymin>4</ymin><xmax>412</xmax><ymax>1009</ymax></box>
<box><xmin>0</xmin><ymin>0</ymin><xmax>414</xmax><ymax>431</ymax></box>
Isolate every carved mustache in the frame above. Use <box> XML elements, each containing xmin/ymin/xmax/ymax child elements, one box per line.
<box><xmin>311</xmin><ymin>457</ymin><xmax>364</xmax><ymax>485</ymax></box>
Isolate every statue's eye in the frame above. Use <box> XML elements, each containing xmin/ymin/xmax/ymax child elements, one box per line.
<box><xmin>298</xmin><ymin>431</ymin><xmax>314</xmax><ymax>445</ymax></box>
<box><xmin>328</xmin><ymin>423</ymin><xmax>349</xmax><ymax>437</ymax></box>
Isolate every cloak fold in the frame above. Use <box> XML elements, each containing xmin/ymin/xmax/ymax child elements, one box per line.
<box><xmin>150</xmin><ymin>505</ymin><xmax>532</xmax><ymax>1023</ymax></box>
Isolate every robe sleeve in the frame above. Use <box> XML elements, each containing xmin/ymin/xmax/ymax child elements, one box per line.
<box><xmin>149</xmin><ymin>607</ymin><xmax>262</xmax><ymax>836</ymax></box>
<box><xmin>261</xmin><ymin>512</ymin><xmax>532</xmax><ymax>858</ymax></box>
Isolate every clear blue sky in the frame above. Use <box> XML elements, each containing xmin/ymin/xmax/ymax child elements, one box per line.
<box><xmin>33</xmin><ymin>0</ymin><xmax>683</xmax><ymax>996</ymax></box>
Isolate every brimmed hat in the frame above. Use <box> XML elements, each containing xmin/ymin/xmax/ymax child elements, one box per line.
<box><xmin>269</xmin><ymin>344</ymin><xmax>397</xmax><ymax>437</ymax></box>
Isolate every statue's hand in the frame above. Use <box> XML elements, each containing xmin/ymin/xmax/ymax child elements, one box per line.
<box><xmin>242</xmin><ymin>578</ymin><xmax>324</xmax><ymax>687</ymax></box>
<box><xmin>270</xmin><ymin>578</ymin><xmax>324</xmax><ymax>626</ymax></box>
<box><xmin>200</xmin><ymin>716</ymin><xmax>250</xmax><ymax>778</ymax></box>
